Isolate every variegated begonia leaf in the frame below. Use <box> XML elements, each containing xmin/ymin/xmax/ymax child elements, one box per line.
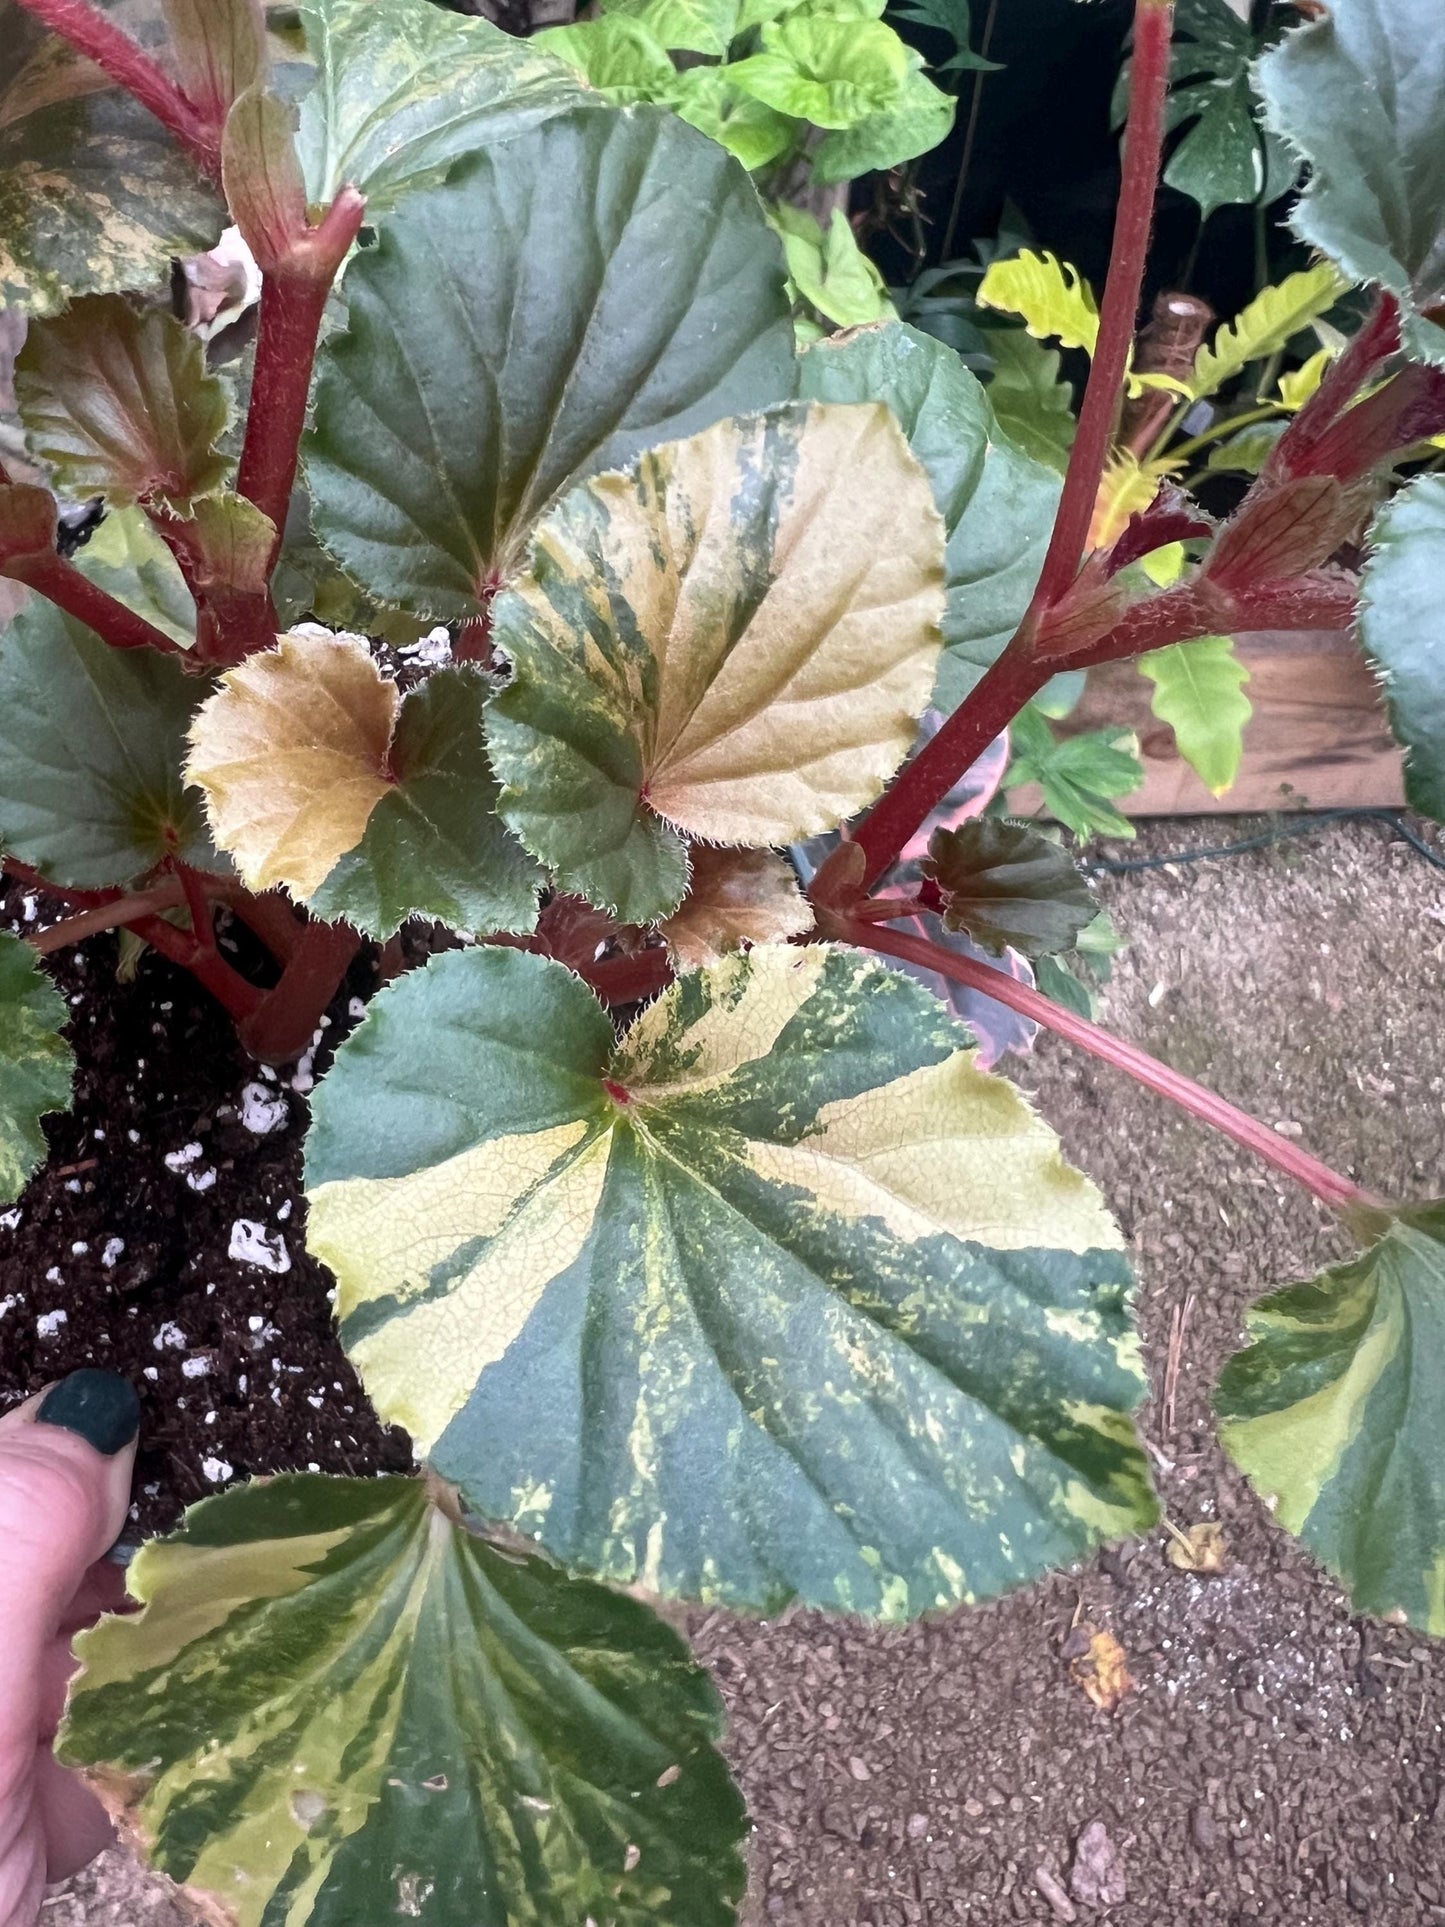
<box><xmin>70</xmin><ymin>506</ymin><xmax>197</xmax><ymax>647</ymax></box>
<box><xmin>799</xmin><ymin>320</ymin><xmax>1060</xmax><ymax>709</ymax></box>
<box><xmin>188</xmin><ymin>629</ymin><xmax>538</xmax><ymax>935</ymax></box>
<box><xmin>0</xmin><ymin>0</ymin><xmax>223</xmax><ymax>314</ymax></box>
<box><xmin>0</xmin><ymin>600</ymin><xmax>221</xmax><ymax>886</ymax></box>
<box><xmin>485</xmin><ymin>402</ymin><xmax>944</xmax><ymax>924</ymax></box>
<box><xmin>1357</xmin><ymin>472</ymin><xmax>1445</xmax><ymax>823</ymax></box>
<box><xmin>292</xmin><ymin>0</ymin><xmax>587</xmax><ymax>213</ymax></box>
<box><xmin>306</xmin><ymin>104</ymin><xmax>796</xmax><ymax>618</ymax></box>
<box><xmin>1218</xmin><ymin>1201</ymin><xmax>1445</xmax><ymax>1635</ymax></box>
<box><xmin>16</xmin><ymin>296</ymin><xmax>230</xmax><ymax>511</ymax></box>
<box><xmin>61</xmin><ymin>1473</ymin><xmax>747</xmax><ymax>1927</ymax></box>
<box><xmin>305</xmin><ymin>942</ymin><xmax>1156</xmax><ymax>1619</ymax></box>
<box><xmin>1257</xmin><ymin>0</ymin><xmax>1445</xmax><ymax>366</ymax></box>
<box><xmin>0</xmin><ymin>931</ymin><xmax>73</xmax><ymax>1206</ymax></box>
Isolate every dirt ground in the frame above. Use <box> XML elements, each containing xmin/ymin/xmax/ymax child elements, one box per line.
<box><xmin>9</xmin><ymin>813</ymin><xmax>1445</xmax><ymax>1925</ymax></box>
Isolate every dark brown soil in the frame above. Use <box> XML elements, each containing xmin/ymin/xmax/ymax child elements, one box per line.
<box><xmin>9</xmin><ymin>813</ymin><xmax>1445</xmax><ymax>1924</ymax></box>
<box><xmin>0</xmin><ymin>884</ymin><xmax>412</xmax><ymax>1535</ymax></box>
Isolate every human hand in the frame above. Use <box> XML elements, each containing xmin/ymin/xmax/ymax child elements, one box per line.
<box><xmin>0</xmin><ymin>1371</ymin><xmax>139</xmax><ymax>1927</ymax></box>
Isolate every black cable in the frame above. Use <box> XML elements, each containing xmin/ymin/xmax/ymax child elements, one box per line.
<box><xmin>1082</xmin><ymin>807</ymin><xmax>1445</xmax><ymax>878</ymax></box>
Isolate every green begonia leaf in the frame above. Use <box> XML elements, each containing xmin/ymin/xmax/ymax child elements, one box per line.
<box><xmin>533</xmin><ymin>16</ymin><xmax>676</xmax><ymax>103</ymax></box>
<box><xmin>0</xmin><ymin>0</ymin><xmax>223</xmax><ymax>314</ymax></box>
<box><xmin>1357</xmin><ymin>473</ymin><xmax>1445</xmax><ymax>822</ymax></box>
<box><xmin>1138</xmin><ymin>635</ymin><xmax>1251</xmax><ymax>797</ymax></box>
<box><xmin>924</xmin><ymin>820</ymin><xmax>1097</xmax><ymax>959</ymax></box>
<box><xmin>309</xmin><ymin>669</ymin><xmax>542</xmax><ymax>940</ymax></box>
<box><xmin>294</xmin><ymin>0</ymin><xmax>588</xmax><ymax>211</ymax></box>
<box><xmin>306</xmin><ymin>105</ymin><xmax>796</xmax><ymax>618</ymax></box>
<box><xmin>0</xmin><ymin>600</ymin><xmax>221</xmax><ymax>886</ymax></box>
<box><xmin>486</xmin><ymin>402</ymin><xmax>944</xmax><ymax>924</ymax></box>
<box><xmin>1257</xmin><ymin>0</ymin><xmax>1445</xmax><ymax>365</ymax></box>
<box><xmin>670</xmin><ymin>67</ymin><xmax>795</xmax><ymax>172</ymax></box>
<box><xmin>1218</xmin><ymin>1201</ymin><xmax>1445</xmax><ymax>1635</ymax></box>
<box><xmin>727</xmin><ymin>16</ymin><xmax>908</xmax><ymax>130</ymax></box>
<box><xmin>305</xmin><ymin>943</ymin><xmax>1156</xmax><ymax>1618</ymax></box>
<box><xmin>601</xmin><ymin>0</ymin><xmax>740</xmax><ymax>57</ymax></box>
<box><xmin>16</xmin><ymin>297</ymin><xmax>230</xmax><ymax>511</ymax></box>
<box><xmin>0</xmin><ymin>932</ymin><xmax>72</xmax><ymax>1206</ymax></box>
<box><xmin>71</xmin><ymin>508</ymin><xmax>197</xmax><ymax>646</ymax></box>
<box><xmin>800</xmin><ymin>320</ymin><xmax>1060</xmax><ymax>709</ymax></box>
<box><xmin>812</xmin><ymin>58</ymin><xmax>955</xmax><ymax>185</ymax></box>
<box><xmin>62</xmin><ymin>1473</ymin><xmax>747</xmax><ymax>1927</ymax></box>
<box><xmin>984</xmin><ymin>329</ymin><xmax>1076</xmax><ymax>474</ymax></box>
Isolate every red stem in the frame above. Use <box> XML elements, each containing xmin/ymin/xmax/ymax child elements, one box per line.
<box><xmin>131</xmin><ymin>912</ymin><xmax>265</xmax><ymax>1022</ymax></box>
<box><xmin>29</xmin><ymin>880</ymin><xmax>186</xmax><ymax>953</ymax></box>
<box><xmin>235</xmin><ymin>191</ymin><xmax>366</xmax><ymax>556</ymax></box>
<box><xmin>10</xmin><ymin>0</ymin><xmax>220</xmax><ymax>175</ymax></box>
<box><xmin>238</xmin><ymin>917</ymin><xmax>362</xmax><ymax>1062</ymax></box>
<box><xmin>4</xmin><ymin>549</ymin><xmax>188</xmax><ymax>656</ymax></box>
<box><xmin>844</xmin><ymin>918</ymin><xmax>1377</xmax><ymax>1213</ymax></box>
<box><xmin>1024</xmin><ymin>0</ymin><xmax>1174</xmax><ymax>618</ymax></box>
<box><xmin>848</xmin><ymin>570</ymin><xmax>1358</xmax><ymax>890</ymax></box>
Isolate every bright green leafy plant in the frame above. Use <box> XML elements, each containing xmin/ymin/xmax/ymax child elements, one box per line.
<box><xmin>0</xmin><ymin>0</ymin><xmax>1444</xmax><ymax>1918</ymax></box>
<box><xmin>537</xmin><ymin>0</ymin><xmax>955</xmax><ymax>330</ymax></box>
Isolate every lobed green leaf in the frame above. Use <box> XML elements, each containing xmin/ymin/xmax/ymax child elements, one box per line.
<box><xmin>1138</xmin><ymin>635</ymin><xmax>1251</xmax><ymax>797</ymax></box>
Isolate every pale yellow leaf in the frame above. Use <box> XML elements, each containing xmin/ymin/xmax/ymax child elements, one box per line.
<box><xmin>977</xmin><ymin>250</ymin><xmax>1099</xmax><ymax>355</ymax></box>
<box><xmin>187</xmin><ymin>627</ymin><xmax>398</xmax><ymax>897</ymax></box>
<box><xmin>660</xmin><ymin>845</ymin><xmax>814</xmax><ymax>968</ymax></box>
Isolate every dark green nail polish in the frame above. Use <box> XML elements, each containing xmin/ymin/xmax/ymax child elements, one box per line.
<box><xmin>36</xmin><ymin>1369</ymin><xmax>140</xmax><ymax>1455</ymax></box>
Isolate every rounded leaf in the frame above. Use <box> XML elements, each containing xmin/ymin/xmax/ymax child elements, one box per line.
<box><xmin>305</xmin><ymin>943</ymin><xmax>1156</xmax><ymax>1619</ymax></box>
<box><xmin>0</xmin><ymin>601</ymin><xmax>221</xmax><ymax>886</ymax></box>
<box><xmin>1218</xmin><ymin>1202</ymin><xmax>1445</xmax><ymax>1634</ymax></box>
<box><xmin>306</xmin><ymin>104</ymin><xmax>797</xmax><ymax>617</ymax></box>
<box><xmin>0</xmin><ymin>931</ymin><xmax>72</xmax><ymax>1205</ymax></box>
<box><xmin>1257</xmin><ymin>0</ymin><xmax>1445</xmax><ymax>364</ymax></box>
<box><xmin>62</xmin><ymin>1472</ymin><xmax>747</xmax><ymax>1927</ymax></box>
<box><xmin>487</xmin><ymin>401</ymin><xmax>945</xmax><ymax>923</ymax></box>
<box><xmin>1358</xmin><ymin>471</ymin><xmax>1445</xmax><ymax>823</ymax></box>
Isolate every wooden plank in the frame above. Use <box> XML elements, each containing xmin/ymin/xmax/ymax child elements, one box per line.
<box><xmin>1014</xmin><ymin>627</ymin><xmax>1405</xmax><ymax>819</ymax></box>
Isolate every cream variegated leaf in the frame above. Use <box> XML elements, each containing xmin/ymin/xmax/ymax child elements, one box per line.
<box><xmin>486</xmin><ymin>402</ymin><xmax>945</xmax><ymax>924</ymax></box>
<box><xmin>187</xmin><ymin>630</ymin><xmax>538</xmax><ymax>934</ymax></box>
<box><xmin>188</xmin><ymin>629</ymin><xmax>398</xmax><ymax>899</ymax></box>
<box><xmin>659</xmin><ymin>845</ymin><xmax>813</xmax><ymax>968</ymax></box>
<box><xmin>1218</xmin><ymin>1201</ymin><xmax>1445</xmax><ymax>1635</ymax></box>
<box><xmin>62</xmin><ymin>1473</ymin><xmax>747</xmax><ymax>1927</ymax></box>
<box><xmin>0</xmin><ymin>931</ymin><xmax>73</xmax><ymax>1205</ymax></box>
<box><xmin>0</xmin><ymin>0</ymin><xmax>224</xmax><ymax>313</ymax></box>
<box><xmin>304</xmin><ymin>942</ymin><xmax>1156</xmax><ymax>1619</ymax></box>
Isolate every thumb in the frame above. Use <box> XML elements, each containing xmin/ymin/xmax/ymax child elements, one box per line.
<box><xmin>0</xmin><ymin>1373</ymin><xmax>139</xmax><ymax>1755</ymax></box>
